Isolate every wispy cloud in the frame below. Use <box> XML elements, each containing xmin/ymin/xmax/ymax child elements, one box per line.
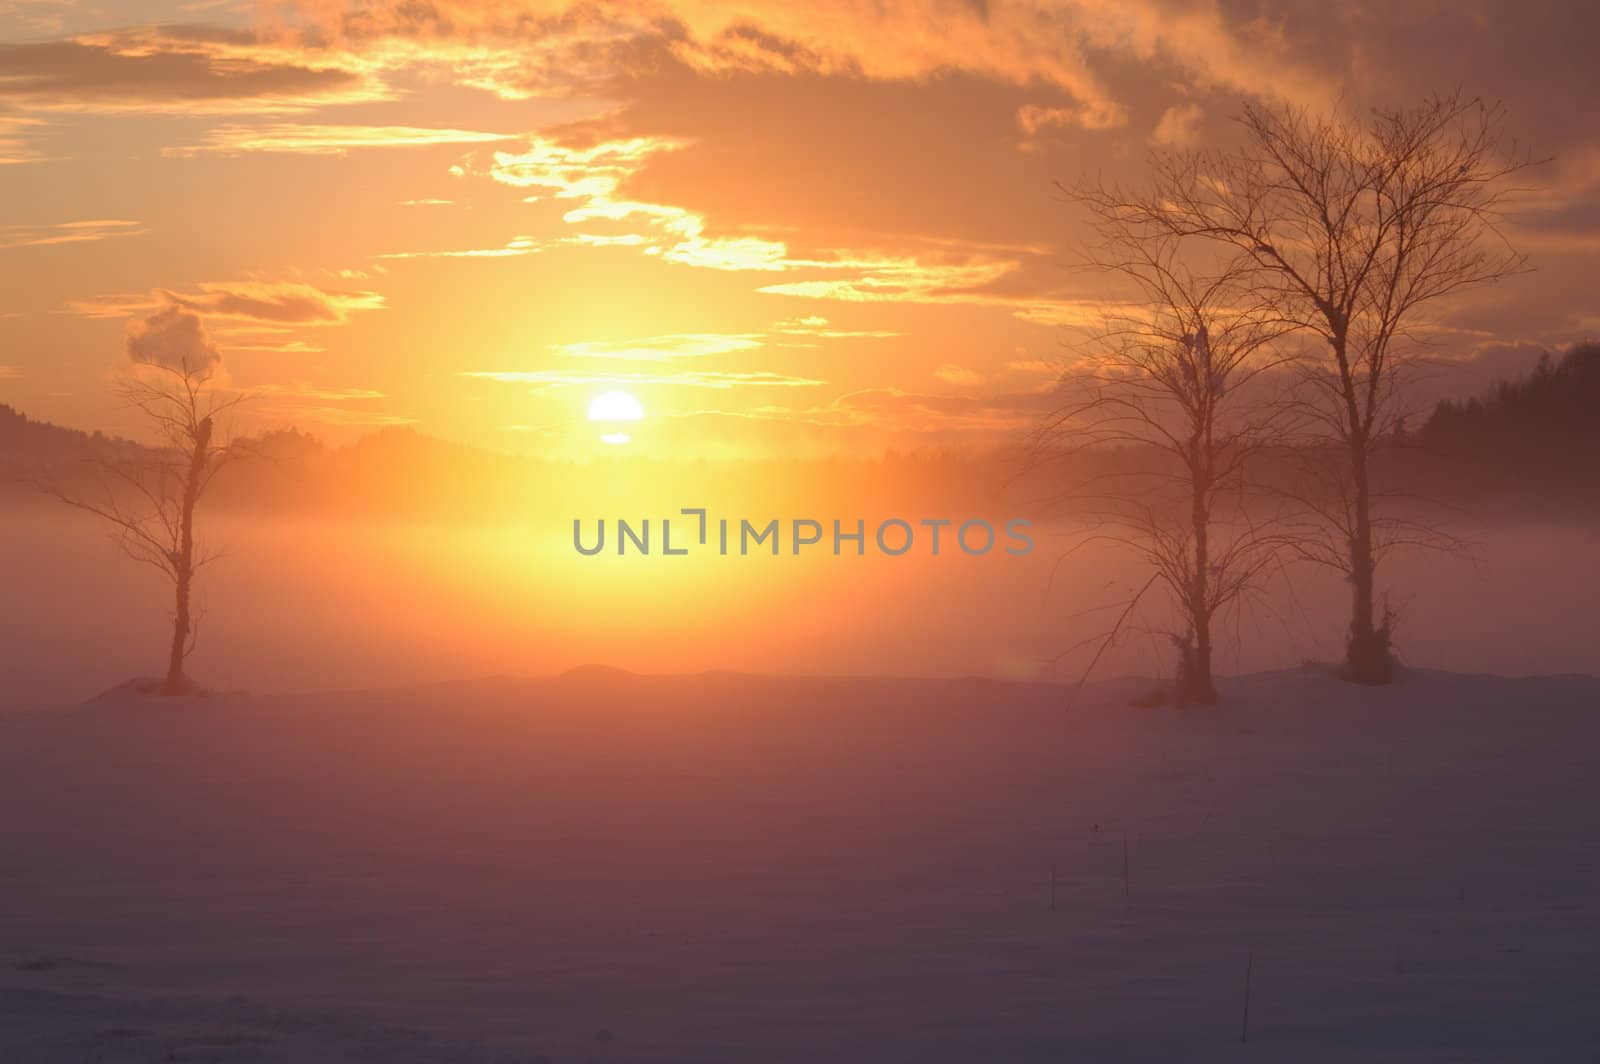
<box><xmin>0</xmin><ymin>29</ymin><xmax>387</xmax><ymax>114</ymax></box>
<box><xmin>553</xmin><ymin>333</ymin><xmax>764</xmax><ymax>361</ymax></box>
<box><xmin>0</xmin><ymin>114</ymin><xmax>45</xmax><ymax>165</ymax></box>
<box><xmin>67</xmin><ymin>281</ymin><xmax>386</xmax><ymax>324</ymax></box>
<box><xmin>934</xmin><ymin>364</ymin><xmax>982</xmax><ymax>386</ymax></box>
<box><xmin>1150</xmin><ymin>102</ymin><xmax>1204</xmax><ymax>148</ymax></box>
<box><xmin>379</xmin><ymin>235</ymin><xmax>545</xmax><ymax>259</ymax></box>
<box><xmin>170</xmin><ymin>123</ymin><xmax>517</xmax><ymax>156</ymax></box>
<box><xmin>1</xmin><ymin>219</ymin><xmax>144</xmax><ymax>249</ymax></box>
<box><xmin>249</xmin><ymin>382</ymin><xmax>411</xmax><ymax>426</ymax></box>
<box><xmin>270</xmin><ymin>405</ymin><xmax>418</xmax><ymax>426</ymax></box>
<box><xmin>486</xmin><ymin>136</ymin><xmax>689</xmax><ymax>198</ymax></box>
<box><xmin>457</xmin><ymin>133</ymin><xmax>1055</xmax><ymax>301</ymax></box>
<box><xmin>756</xmin><ymin>257</ymin><xmax>1018</xmax><ymax>303</ymax></box>
<box><xmin>252</xmin><ymin>382</ymin><xmax>388</xmax><ymax>401</ymax></box>
<box><xmin>273</xmin><ymin>0</ymin><xmax>1336</xmax><ymax>122</ymax></box>
<box><xmin>470</xmin><ymin>134</ymin><xmax>793</xmax><ymax>272</ymax></box>
<box><xmin>1017</xmin><ymin>102</ymin><xmax>1125</xmax><ymax>135</ymax></box>
<box><xmin>462</xmin><ymin>369</ymin><xmax>823</xmax><ymax>389</ymax></box>
<box><xmin>166</xmin><ymin>280</ymin><xmax>385</xmax><ymax>323</ymax></box>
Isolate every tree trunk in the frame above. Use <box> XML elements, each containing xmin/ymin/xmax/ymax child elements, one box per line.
<box><xmin>164</xmin><ymin>565</ymin><xmax>191</xmax><ymax>694</ymax></box>
<box><xmin>1179</xmin><ymin>447</ymin><xmax>1218</xmax><ymax>706</ymax></box>
<box><xmin>1344</xmin><ymin>435</ymin><xmax>1391</xmax><ymax>685</ymax></box>
<box><xmin>162</xmin><ymin>416</ymin><xmax>211</xmax><ymax>695</ymax></box>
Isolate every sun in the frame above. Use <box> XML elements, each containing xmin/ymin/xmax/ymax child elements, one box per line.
<box><xmin>588</xmin><ymin>390</ymin><xmax>644</xmax><ymax>445</ymax></box>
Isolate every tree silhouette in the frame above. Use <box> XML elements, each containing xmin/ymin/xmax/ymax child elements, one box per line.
<box><xmin>1031</xmin><ymin>230</ymin><xmax>1292</xmax><ymax>704</ymax></box>
<box><xmin>39</xmin><ymin>357</ymin><xmax>248</xmax><ymax>694</ymax></box>
<box><xmin>1081</xmin><ymin>93</ymin><xmax>1536</xmax><ymax>684</ymax></box>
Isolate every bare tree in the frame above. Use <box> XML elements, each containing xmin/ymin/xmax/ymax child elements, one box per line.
<box><xmin>40</xmin><ymin>357</ymin><xmax>248</xmax><ymax>695</ymax></box>
<box><xmin>1030</xmin><ymin>232</ymin><xmax>1292</xmax><ymax>705</ymax></box>
<box><xmin>1082</xmin><ymin>93</ymin><xmax>1536</xmax><ymax>683</ymax></box>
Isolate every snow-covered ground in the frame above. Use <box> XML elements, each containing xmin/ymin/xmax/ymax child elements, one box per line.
<box><xmin>3</xmin><ymin>667</ymin><xmax>1599</xmax><ymax>1061</ymax></box>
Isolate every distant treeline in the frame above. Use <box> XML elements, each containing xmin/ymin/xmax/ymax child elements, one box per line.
<box><xmin>1410</xmin><ymin>341</ymin><xmax>1600</xmax><ymax>508</ymax></box>
<box><xmin>3</xmin><ymin>343</ymin><xmax>1596</xmax><ymax>519</ymax></box>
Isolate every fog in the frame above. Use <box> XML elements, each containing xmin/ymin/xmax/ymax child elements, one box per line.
<box><xmin>3</xmin><ymin>506</ymin><xmax>1595</xmax><ymax>711</ymax></box>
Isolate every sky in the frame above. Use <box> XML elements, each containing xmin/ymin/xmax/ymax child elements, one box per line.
<box><xmin>1</xmin><ymin>0</ymin><xmax>1597</xmax><ymax>458</ymax></box>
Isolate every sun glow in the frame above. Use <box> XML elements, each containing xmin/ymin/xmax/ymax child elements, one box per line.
<box><xmin>588</xmin><ymin>390</ymin><xmax>644</xmax><ymax>446</ymax></box>
<box><xmin>588</xmin><ymin>390</ymin><xmax>644</xmax><ymax>423</ymax></box>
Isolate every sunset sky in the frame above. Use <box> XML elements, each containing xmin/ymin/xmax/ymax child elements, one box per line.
<box><xmin>2</xmin><ymin>0</ymin><xmax>1596</xmax><ymax>458</ymax></box>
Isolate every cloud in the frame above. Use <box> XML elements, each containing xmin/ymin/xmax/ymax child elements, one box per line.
<box><xmin>126</xmin><ymin>305</ymin><xmax>221</xmax><ymax>373</ymax></box>
<box><xmin>478</xmin><ymin>134</ymin><xmax>796</xmax><ymax>270</ymax></box>
<box><xmin>252</xmin><ymin>382</ymin><xmax>387</xmax><ymax>401</ymax></box>
<box><xmin>159</xmin><ymin>281</ymin><xmax>386</xmax><ymax>324</ymax></box>
<box><xmin>553</xmin><ymin>333</ymin><xmax>764</xmax><ymax>361</ymax></box>
<box><xmin>442</xmin><ymin>127</ymin><xmax>1103</xmax><ymax>316</ymax></box>
<box><xmin>212</xmin><ymin>331</ymin><xmax>330</xmax><ymax>353</ymax></box>
<box><xmin>486</xmin><ymin>135</ymin><xmax>689</xmax><ymax>197</ymax></box>
<box><xmin>390</xmin><ymin>134</ymin><xmax>730</xmax><ymax>261</ymax></box>
<box><xmin>0</xmin><ymin>29</ymin><xmax>384</xmax><ymax>114</ymax></box>
<box><xmin>69</xmin><ymin>282</ymin><xmax>384</xmax><ymax>364</ymax></box>
<box><xmin>771</xmin><ymin>316</ymin><xmax>900</xmax><ymax>340</ymax></box>
<box><xmin>379</xmin><ymin>235</ymin><xmax>547</xmax><ymax>259</ymax></box>
<box><xmin>0</xmin><ymin>219</ymin><xmax>145</xmax><ymax>249</ymax></box>
<box><xmin>709</xmin><ymin>384</ymin><xmax>1062</xmax><ymax>436</ymax></box>
<box><xmin>450</xmin><ymin>132</ymin><xmax>1086</xmax><ymax>304</ymax></box>
<box><xmin>0</xmin><ymin>114</ymin><xmax>45</xmax><ymax>164</ymax></box>
<box><xmin>821</xmin><ymin>385</ymin><xmax>1059</xmax><ymax>433</ymax></box>
<box><xmin>1502</xmin><ymin>144</ymin><xmax>1600</xmax><ymax>252</ymax></box>
<box><xmin>1150</xmin><ymin>102</ymin><xmax>1203</xmax><ymax>148</ymax></box>
<box><xmin>243</xmin><ymin>383</ymin><xmax>412</xmax><ymax>427</ymax></box>
<box><xmin>462</xmin><ymin>368</ymin><xmax>823</xmax><ymax>389</ymax></box>
<box><xmin>1010</xmin><ymin>299</ymin><xmax>1150</xmax><ymax>328</ymax></box>
<box><xmin>272</xmin><ymin>0</ymin><xmax>1338</xmax><ymax>121</ymax></box>
<box><xmin>1006</xmin><ymin>358</ymin><xmax>1063</xmax><ymax>376</ymax></box>
<box><xmin>934</xmin><ymin>364</ymin><xmax>982</xmax><ymax>386</ymax></box>
<box><xmin>0</xmin><ymin>365</ymin><xmax>20</xmax><ymax>379</ymax></box>
<box><xmin>755</xmin><ymin>256</ymin><xmax>1018</xmax><ymax>303</ymax></box>
<box><xmin>267</xmin><ymin>405</ymin><xmax>418</xmax><ymax>426</ymax></box>
<box><xmin>169</xmin><ymin>123</ymin><xmax>518</xmax><ymax>156</ymax></box>
<box><xmin>1018</xmin><ymin>102</ymin><xmax>1125</xmax><ymax>135</ymax></box>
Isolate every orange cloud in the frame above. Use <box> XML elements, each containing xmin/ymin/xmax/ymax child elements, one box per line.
<box><xmin>771</xmin><ymin>316</ymin><xmax>900</xmax><ymax>341</ymax></box>
<box><xmin>269</xmin><ymin>0</ymin><xmax>1337</xmax><ymax>117</ymax></box>
<box><xmin>696</xmin><ymin>385</ymin><xmax>1061</xmax><ymax>435</ymax></box>
<box><xmin>462</xmin><ymin>368</ymin><xmax>823</xmax><ymax>389</ymax></box>
<box><xmin>1150</xmin><ymin>102</ymin><xmax>1204</xmax><ymax>147</ymax></box>
<box><xmin>1018</xmin><ymin>102</ymin><xmax>1126</xmax><ymax>135</ymax></box>
<box><xmin>476</xmin><ymin>134</ymin><xmax>797</xmax><ymax>269</ymax></box>
<box><xmin>252</xmin><ymin>382</ymin><xmax>388</xmax><ymax>400</ymax></box>
<box><xmin>0</xmin><ymin>219</ymin><xmax>145</xmax><ymax>249</ymax></box>
<box><xmin>161</xmin><ymin>281</ymin><xmax>386</xmax><ymax>324</ymax></box>
<box><xmin>756</xmin><ymin>256</ymin><xmax>1018</xmax><ymax>303</ymax></box>
<box><xmin>0</xmin><ymin>29</ymin><xmax>385</xmax><ymax>114</ymax></box>
<box><xmin>379</xmin><ymin>235</ymin><xmax>546</xmax><ymax>259</ymax></box>
<box><xmin>0</xmin><ymin>114</ymin><xmax>45</xmax><ymax>165</ymax></box>
<box><xmin>66</xmin><ymin>281</ymin><xmax>386</xmax><ymax>326</ymax></box>
<box><xmin>126</xmin><ymin>305</ymin><xmax>220</xmax><ymax>372</ymax></box>
<box><xmin>170</xmin><ymin>123</ymin><xmax>518</xmax><ymax>156</ymax></box>
<box><xmin>552</xmin><ymin>333</ymin><xmax>764</xmax><ymax>361</ymax></box>
<box><xmin>934</xmin><ymin>364</ymin><xmax>982</xmax><ymax>386</ymax></box>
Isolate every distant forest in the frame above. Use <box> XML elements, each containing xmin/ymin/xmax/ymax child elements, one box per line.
<box><xmin>1415</xmin><ymin>341</ymin><xmax>1600</xmax><ymax>503</ymax></box>
<box><xmin>3</xmin><ymin>341</ymin><xmax>1597</xmax><ymax>518</ymax></box>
